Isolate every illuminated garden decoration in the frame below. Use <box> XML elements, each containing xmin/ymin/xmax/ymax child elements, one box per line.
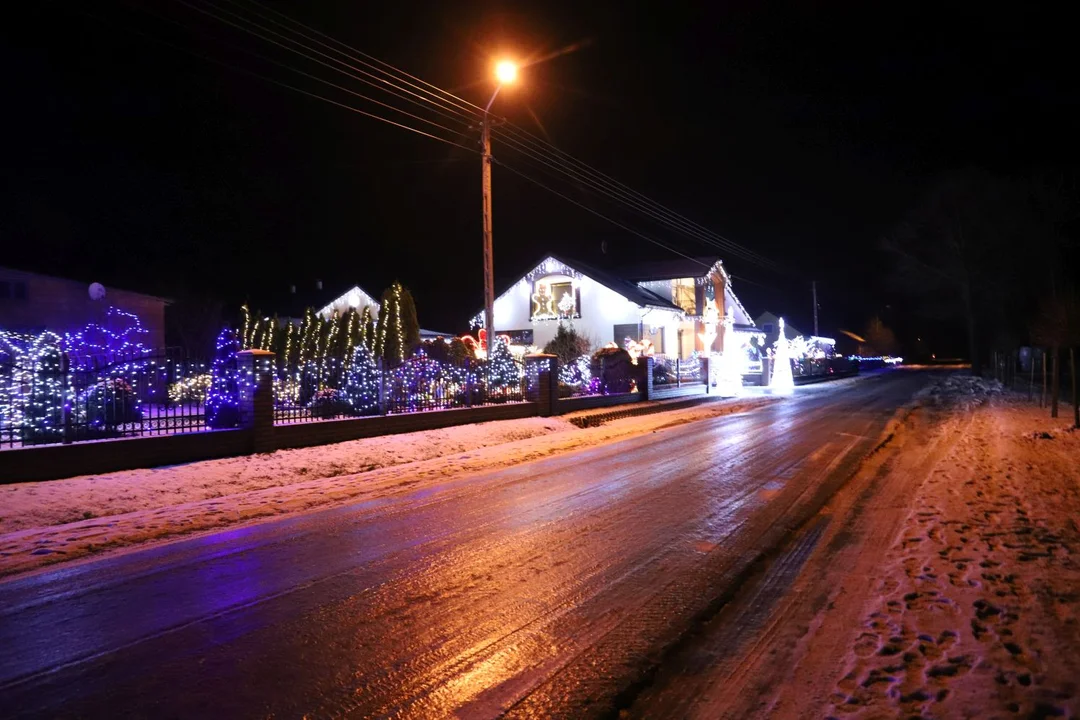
<box><xmin>343</xmin><ymin>344</ymin><xmax>381</xmax><ymax>416</ymax></box>
<box><xmin>770</xmin><ymin>317</ymin><xmax>795</xmax><ymax>395</ymax></box>
<box><xmin>387</xmin><ymin>348</ymin><xmax>474</xmax><ymax>412</ymax></box>
<box><xmin>715</xmin><ymin>306</ymin><xmax>743</xmax><ymax>397</ymax></box>
<box><xmin>206</xmin><ymin>328</ymin><xmax>243</xmax><ymax>429</ymax></box>
<box><xmin>484</xmin><ymin>336</ymin><xmax>521</xmax><ymax>391</ymax></box>
<box><xmin>20</xmin><ymin>334</ymin><xmax>67</xmax><ymax>444</ymax></box>
<box><xmin>374</xmin><ymin>282</ymin><xmax>420</xmax><ymax>368</ymax></box>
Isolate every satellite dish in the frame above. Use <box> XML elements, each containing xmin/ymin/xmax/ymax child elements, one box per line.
<box><xmin>89</xmin><ymin>282</ymin><xmax>107</xmax><ymax>301</ymax></box>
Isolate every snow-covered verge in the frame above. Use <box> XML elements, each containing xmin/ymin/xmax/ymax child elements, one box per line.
<box><xmin>822</xmin><ymin>383</ymin><xmax>1080</xmax><ymax>719</ymax></box>
<box><xmin>0</xmin><ymin>395</ymin><xmax>774</xmax><ymax>578</ymax></box>
<box><xmin>629</xmin><ymin>374</ymin><xmax>1080</xmax><ymax>720</ymax></box>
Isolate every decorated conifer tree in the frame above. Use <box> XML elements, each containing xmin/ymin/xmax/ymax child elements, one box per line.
<box><xmin>485</xmin><ymin>336</ymin><xmax>520</xmax><ymax>391</ymax></box>
<box><xmin>374</xmin><ymin>281</ymin><xmax>420</xmax><ymax>368</ymax></box>
<box><xmin>343</xmin><ymin>343</ymin><xmax>381</xmax><ymax>415</ymax></box>
<box><xmin>206</xmin><ymin>328</ymin><xmax>243</xmax><ymax>428</ymax></box>
<box><xmin>21</xmin><ymin>335</ymin><xmax>66</xmax><ymax>444</ymax></box>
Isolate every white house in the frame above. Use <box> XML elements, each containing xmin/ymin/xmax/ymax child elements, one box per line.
<box><xmin>474</xmin><ymin>255</ymin><xmax>758</xmax><ymax>359</ymax></box>
<box><xmin>315</xmin><ymin>284</ymin><xmax>380</xmax><ymax>322</ymax></box>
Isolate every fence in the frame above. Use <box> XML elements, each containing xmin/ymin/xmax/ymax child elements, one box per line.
<box><xmin>1</xmin><ymin>347</ymin><xmax>209</xmax><ymax>450</ymax></box>
<box><xmin>652</xmin><ymin>354</ymin><xmax>704</xmax><ymax>387</ymax></box>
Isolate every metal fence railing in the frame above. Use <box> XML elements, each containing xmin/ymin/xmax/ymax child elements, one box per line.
<box><xmin>270</xmin><ymin>355</ymin><xmax>530</xmax><ymax>423</ymax></box>
<box><xmin>652</xmin><ymin>354</ymin><xmax>703</xmax><ymax>387</ymax></box>
<box><xmin>1</xmin><ymin>348</ymin><xmax>210</xmax><ymax>450</ymax></box>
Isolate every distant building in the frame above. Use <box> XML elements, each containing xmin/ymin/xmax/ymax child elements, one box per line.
<box><xmin>0</xmin><ymin>266</ymin><xmax>168</xmax><ymax>348</ymax></box>
<box><xmin>754</xmin><ymin>310</ymin><xmax>804</xmax><ymax>349</ymax></box>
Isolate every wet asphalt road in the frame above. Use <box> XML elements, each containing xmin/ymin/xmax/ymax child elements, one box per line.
<box><xmin>0</xmin><ymin>370</ymin><xmax>930</xmax><ymax>719</ymax></box>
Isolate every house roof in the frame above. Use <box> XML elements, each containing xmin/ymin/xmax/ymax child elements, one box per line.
<box><xmin>267</xmin><ymin>283</ymin><xmax>380</xmax><ymax>319</ymax></box>
<box><xmin>615</xmin><ymin>256</ymin><xmax>720</xmax><ymax>281</ymax></box>
<box><xmin>0</xmin><ymin>265</ymin><xmax>172</xmax><ymax>304</ymax></box>
<box><xmin>550</xmin><ymin>254</ymin><xmax>684</xmax><ymax>312</ymax></box>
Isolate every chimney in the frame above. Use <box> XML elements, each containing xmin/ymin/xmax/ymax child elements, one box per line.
<box><xmin>315</xmin><ymin>279</ymin><xmax>323</xmax><ymax>291</ymax></box>
<box><xmin>289</xmin><ymin>284</ymin><xmax>296</xmax><ymax>294</ymax></box>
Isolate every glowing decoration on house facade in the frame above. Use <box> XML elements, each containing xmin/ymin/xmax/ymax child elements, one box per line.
<box><xmin>699</xmin><ymin>301</ymin><xmax>719</xmax><ymax>353</ymax></box>
<box><xmin>770</xmin><ymin>317</ymin><xmax>795</xmax><ymax>395</ymax></box>
<box><xmin>715</xmin><ymin>305</ymin><xmax>743</xmax><ymax>397</ymax></box>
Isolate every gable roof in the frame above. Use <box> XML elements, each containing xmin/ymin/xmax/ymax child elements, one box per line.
<box><xmin>549</xmin><ymin>255</ymin><xmax>683</xmax><ymax>312</ymax></box>
<box><xmin>615</xmin><ymin>256</ymin><xmax>719</xmax><ymax>281</ymax></box>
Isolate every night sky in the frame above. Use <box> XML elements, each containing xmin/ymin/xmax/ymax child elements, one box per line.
<box><xmin>3</xmin><ymin>1</ymin><xmax>1076</xmax><ymax>355</ymax></box>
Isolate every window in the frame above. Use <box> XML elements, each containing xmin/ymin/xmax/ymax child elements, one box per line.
<box><xmin>614</xmin><ymin>323</ymin><xmax>641</xmax><ymax>346</ymax></box>
<box><xmin>763</xmin><ymin>323</ymin><xmax>774</xmax><ymax>334</ymax></box>
<box><xmin>531</xmin><ymin>275</ymin><xmax>580</xmax><ymax>321</ymax></box>
<box><xmin>672</xmin><ymin>278</ymin><xmax>696</xmax><ymax>314</ymax></box>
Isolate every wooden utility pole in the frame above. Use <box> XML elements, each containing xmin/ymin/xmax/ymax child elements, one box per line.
<box><xmin>481</xmin><ymin>117</ymin><xmax>495</xmax><ymax>340</ymax></box>
<box><xmin>812</xmin><ymin>280</ymin><xmax>819</xmax><ymax>337</ymax></box>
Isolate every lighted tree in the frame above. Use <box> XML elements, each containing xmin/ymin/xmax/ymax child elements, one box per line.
<box><xmin>22</xmin><ymin>335</ymin><xmax>67</xmax><ymax>444</ymax></box>
<box><xmin>206</xmin><ymin>328</ymin><xmax>242</xmax><ymax>429</ymax></box>
<box><xmin>485</xmin><ymin>337</ymin><xmax>520</xmax><ymax>391</ymax></box>
<box><xmin>374</xmin><ymin>281</ymin><xmax>420</xmax><ymax>368</ymax></box>
<box><xmin>343</xmin><ymin>344</ymin><xmax>382</xmax><ymax>416</ymax></box>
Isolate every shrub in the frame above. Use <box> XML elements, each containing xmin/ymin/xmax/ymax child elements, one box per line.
<box><xmin>591</xmin><ymin>346</ymin><xmax>635</xmax><ymax>393</ymax></box>
<box><xmin>543</xmin><ymin>324</ymin><xmax>591</xmax><ymax>366</ymax></box>
<box><xmin>168</xmin><ymin>373</ymin><xmax>211</xmax><ymax>404</ymax></box>
<box><xmin>84</xmin><ymin>378</ymin><xmax>143</xmax><ymax>428</ymax></box>
<box><xmin>309</xmin><ymin>387</ymin><xmax>352</xmax><ymax>419</ymax></box>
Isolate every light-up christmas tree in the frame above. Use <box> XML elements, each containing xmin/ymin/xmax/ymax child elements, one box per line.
<box><xmin>206</xmin><ymin>328</ymin><xmax>243</xmax><ymax>428</ymax></box>
<box><xmin>484</xmin><ymin>336</ymin><xmax>520</xmax><ymax>392</ymax></box>
<box><xmin>374</xmin><ymin>282</ymin><xmax>420</xmax><ymax>368</ymax></box>
<box><xmin>770</xmin><ymin>316</ymin><xmax>795</xmax><ymax>395</ymax></box>
<box><xmin>21</xmin><ymin>335</ymin><xmax>67</xmax><ymax>444</ymax></box>
<box><xmin>343</xmin><ymin>344</ymin><xmax>381</xmax><ymax>415</ymax></box>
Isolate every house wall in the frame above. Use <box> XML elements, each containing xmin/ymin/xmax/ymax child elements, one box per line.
<box><xmin>0</xmin><ymin>267</ymin><xmax>166</xmax><ymax>348</ymax></box>
<box><xmin>494</xmin><ymin>273</ymin><xmax>650</xmax><ymax>351</ymax></box>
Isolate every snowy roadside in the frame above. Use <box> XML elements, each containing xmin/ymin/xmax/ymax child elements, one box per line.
<box><xmin>0</xmin><ymin>395</ymin><xmax>775</xmax><ymax>578</ymax></box>
<box><xmin>658</xmin><ymin>374</ymin><xmax>1080</xmax><ymax>720</ymax></box>
<box><xmin>820</xmin><ymin>382</ymin><xmax>1080</xmax><ymax>719</ymax></box>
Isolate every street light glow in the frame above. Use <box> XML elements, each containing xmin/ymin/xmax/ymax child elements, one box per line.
<box><xmin>495</xmin><ymin>60</ymin><xmax>518</xmax><ymax>85</ymax></box>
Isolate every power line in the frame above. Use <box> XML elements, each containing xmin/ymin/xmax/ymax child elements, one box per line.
<box><xmin>82</xmin><ymin>8</ymin><xmax>480</xmax><ymax>155</ymax></box>
<box><xmin>197</xmin><ymin>0</ymin><xmax>784</xmax><ymax>272</ymax></box>
<box><xmin>493</xmin><ymin>158</ymin><xmax>712</xmax><ymax>270</ymax></box>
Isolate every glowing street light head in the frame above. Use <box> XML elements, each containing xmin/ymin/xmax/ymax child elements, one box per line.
<box><xmin>495</xmin><ymin>60</ymin><xmax>518</xmax><ymax>85</ymax></box>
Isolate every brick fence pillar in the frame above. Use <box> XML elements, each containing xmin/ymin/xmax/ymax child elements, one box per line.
<box><xmin>238</xmin><ymin>349</ymin><xmax>276</xmax><ymax>453</ymax></box>
<box><xmin>640</xmin><ymin>356</ymin><xmax>655</xmax><ymax>401</ymax></box>
<box><xmin>760</xmin><ymin>357</ymin><xmax>771</xmax><ymax>387</ymax></box>
<box><xmin>525</xmin><ymin>354</ymin><xmax>558</xmax><ymax>417</ymax></box>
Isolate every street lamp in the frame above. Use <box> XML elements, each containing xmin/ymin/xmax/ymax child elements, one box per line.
<box><xmin>480</xmin><ymin>59</ymin><xmax>518</xmax><ymax>343</ymax></box>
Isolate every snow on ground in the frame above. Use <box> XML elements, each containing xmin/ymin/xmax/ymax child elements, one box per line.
<box><xmin>627</xmin><ymin>373</ymin><xmax>1079</xmax><ymax>720</ymax></box>
<box><xmin>823</xmin><ymin>381</ymin><xmax>1080</xmax><ymax>719</ymax></box>
<box><xmin>0</xmin><ymin>395</ymin><xmax>774</xmax><ymax>578</ymax></box>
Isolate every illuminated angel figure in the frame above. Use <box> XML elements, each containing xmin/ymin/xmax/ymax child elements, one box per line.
<box><xmin>532</xmin><ymin>283</ymin><xmax>556</xmax><ymax>318</ymax></box>
<box><xmin>557</xmin><ymin>291</ymin><xmax>576</xmax><ymax>317</ymax></box>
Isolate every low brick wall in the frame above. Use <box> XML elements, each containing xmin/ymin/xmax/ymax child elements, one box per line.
<box><xmin>557</xmin><ymin>392</ymin><xmax>641</xmax><ymax>414</ymax></box>
<box><xmin>0</xmin><ymin>429</ymin><xmax>254</xmax><ymax>484</ymax></box>
<box><xmin>650</xmin><ymin>383</ymin><xmax>708</xmax><ymax>401</ymax></box>
<box><xmin>273</xmin><ymin>402</ymin><xmax>537</xmax><ymax>450</ymax></box>
<box><xmin>1</xmin><ymin>403</ymin><xmax>539</xmax><ymax>484</ymax></box>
